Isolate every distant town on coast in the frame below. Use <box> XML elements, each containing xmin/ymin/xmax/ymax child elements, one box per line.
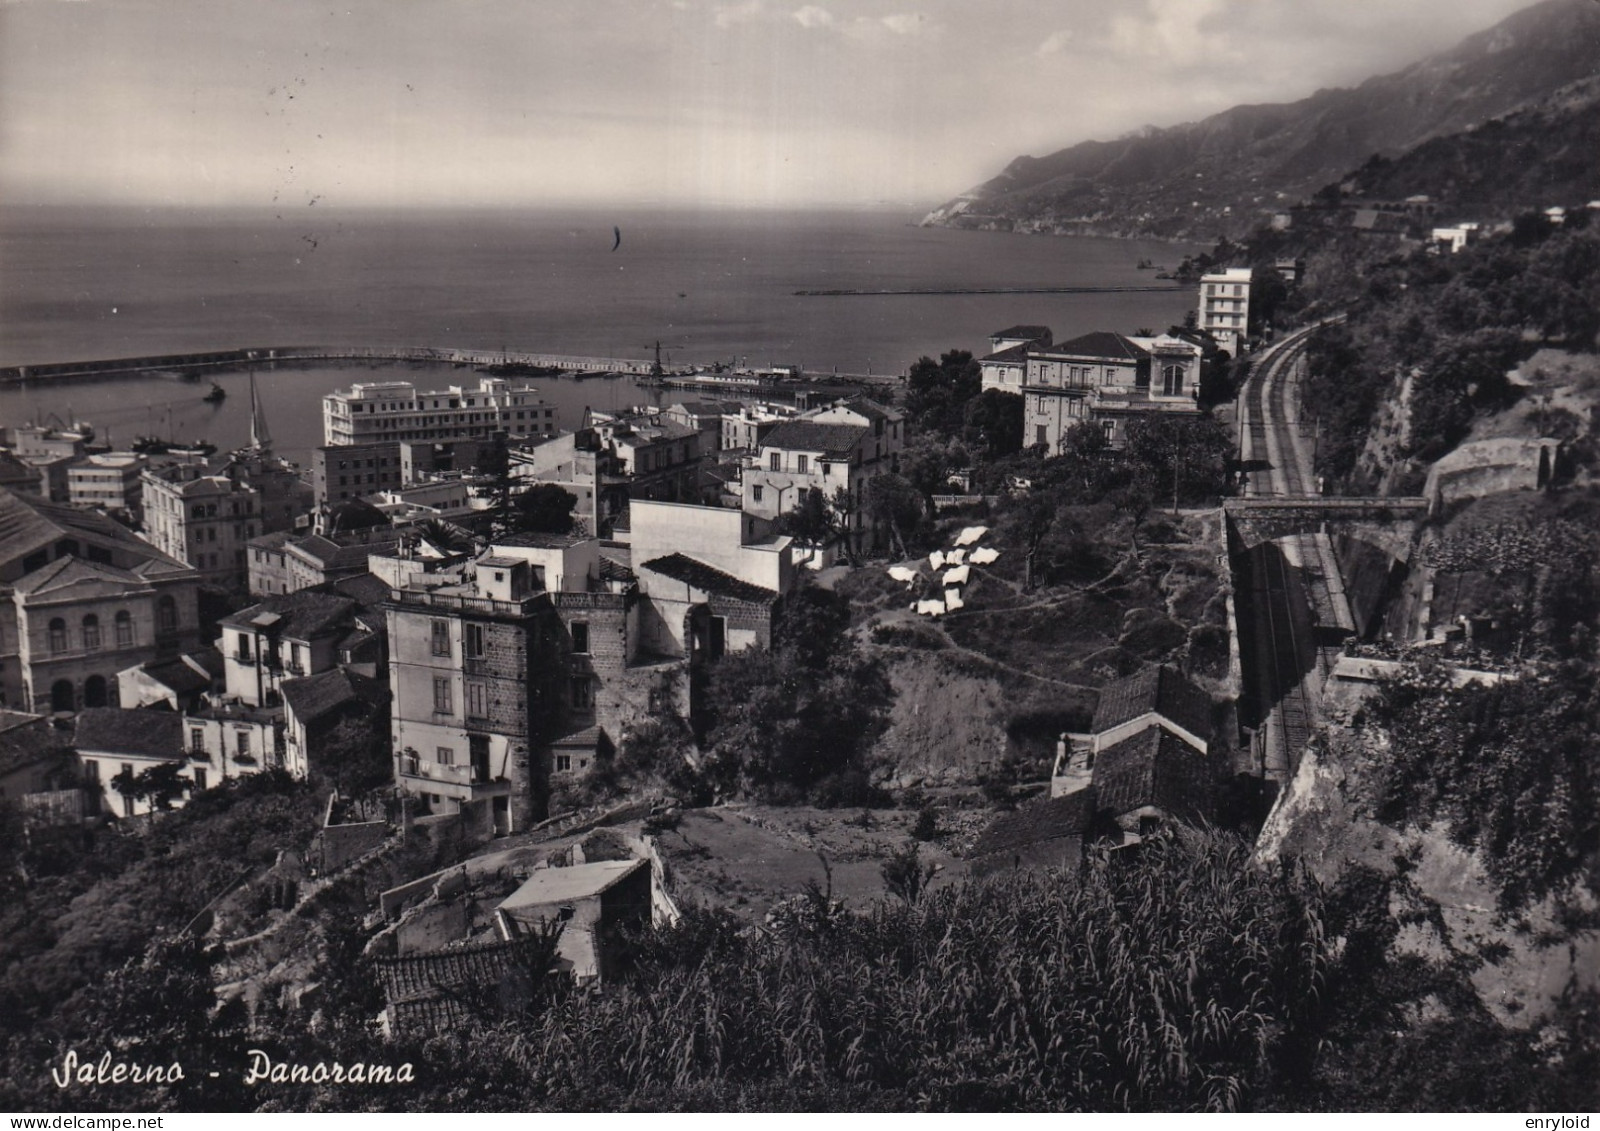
<box><xmin>3</xmin><ymin>0</ymin><xmax>1600</xmax><ymax>1116</ymax></box>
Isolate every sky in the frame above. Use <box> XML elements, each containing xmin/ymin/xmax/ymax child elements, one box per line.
<box><xmin>0</xmin><ymin>0</ymin><xmax>1540</xmax><ymax>211</ymax></box>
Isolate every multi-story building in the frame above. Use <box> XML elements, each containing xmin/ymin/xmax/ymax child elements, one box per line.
<box><xmin>1197</xmin><ymin>267</ymin><xmax>1252</xmax><ymax>355</ymax></box>
<box><xmin>980</xmin><ymin>325</ymin><xmax>1053</xmax><ymax>395</ymax></box>
<box><xmin>323</xmin><ymin>377</ymin><xmax>559</xmax><ymax>448</ymax></box>
<box><xmin>67</xmin><ymin>452</ymin><xmax>148</xmax><ymax>519</ymax></box>
<box><xmin>1022</xmin><ymin>332</ymin><xmax>1202</xmax><ymax>454</ymax></box>
<box><xmin>739</xmin><ymin>397</ymin><xmax>905</xmax><ymax>555</ymax></box>
<box><xmin>311</xmin><ymin>441</ymin><xmax>405</xmax><ymax>506</ymax></box>
<box><xmin>0</xmin><ymin>488</ymin><xmax>202</xmax><ymax>715</ymax></box>
<box><xmin>385</xmin><ymin>556</ymin><xmax>565</xmax><ymax>834</ymax></box>
<box><xmin>141</xmin><ymin>451</ymin><xmax>305</xmax><ymax>589</ymax></box>
<box><xmin>586</xmin><ymin>412</ymin><xmax>704</xmax><ymax>504</ymax></box>
<box><xmin>719</xmin><ymin>403</ymin><xmax>797</xmax><ymax>453</ymax></box>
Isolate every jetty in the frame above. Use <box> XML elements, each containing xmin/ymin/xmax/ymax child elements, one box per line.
<box><xmin>0</xmin><ymin>346</ymin><xmax>664</xmax><ymax>387</ymax></box>
<box><xmin>793</xmin><ymin>284</ymin><xmax>1189</xmax><ymax>297</ymax></box>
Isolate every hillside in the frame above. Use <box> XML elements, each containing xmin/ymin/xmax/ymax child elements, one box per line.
<box><xmin>925</xmin><ymin>0</ymin><xmax>1600</xmax><ymax>240</ymax></box>
<box><xmin>1336</xmin><ymin>76</ymin><xmax>1600</xmax><ymax>214</ymax></box>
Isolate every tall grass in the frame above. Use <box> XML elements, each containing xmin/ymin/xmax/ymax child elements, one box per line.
<box><xmin>483</xmin><ymin>828</ymin><xmax>1327</xmax><ymax>1111</ymax></box>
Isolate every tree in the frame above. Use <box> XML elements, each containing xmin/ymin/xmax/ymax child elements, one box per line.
<box><xmin>316</xmin><ymin>715</ymin><xmax>394</xmax><ymax>798</ymax></box>
<box><xmin>1124</xmin><ymin>414</ymin><xmax>1235</xmax><ymax>512</ymax></box>
<box><xmin>1000</xmin><ymin>489</ymin><xmax>1059</xmax><ymax>591</ymax></box>
<box><xmin>771</xmin><ymin>486</ymin><xmax>833</xmax><ymax>546</ymax></box>
<box><xmin>961</xmin><ymin>388</ymin><xmax>1025</xmax><ymax>459</ymax></box>
<box><xmin>865</xmin><ymin>473</ymin><xmax>924</xmax><ymax>559</ymax></box>
<box><xmin>470</xmin><ymin>432</ymin><xmax>517</xmax><ymax>537</ymax></box>
<box><xmin>905</xmin><ymin>350</ymin><xmax>982</xmax><ymax>440</ymax></box>
<box><xmin>702</xmin><ymin>583</ymin><xmax>892</xmax><ymax>804</ymax></box>
<box><xmin>513</xmin><ymin>483</ymin><xmax>580</xmax><ymax>535</ymax></box>
<box><xmin>415</xmin><ymin>518</ymin><xmax>473</xmax><ymax>554</ymax></box>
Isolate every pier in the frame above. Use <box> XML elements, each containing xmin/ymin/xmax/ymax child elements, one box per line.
<box><xmin>793</xmin><ymin>284</ymin><xmax>1189</xmax><ymax>297</ymax></box>
<box><xmin>0</xmin><ymin>345</ymin><xmax>664</xmax><ymax>387</ymax></box>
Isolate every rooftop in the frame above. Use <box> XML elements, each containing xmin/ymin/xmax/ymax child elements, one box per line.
<box><xmin>219</xmin><ymin>590</ymin><xmax>357</xmax><ymax>640</ymax></box>
<box><xmin>968</xmin><ymin>790</ymin><xmax>1101</xmax><ymax>859</ymax></box>
<box><xmin>1091</xmin><ymin>664</ymin><xmax>1213</xmax><ymax>743</ymax></box>
<box><xmin>1042</xmin><ymin>331</ymin><xmax>1148</xmax><ymax>363</ymax></box>
<box><xmin>498</xmin><ymin>859</ymin><xmax>646</xmax><ymax>911</ymax></box>
<box><xmin>74</xmin><ymin>708</ymin><xmax>182</xmax><ymax>761</ymax></box>
<box><xmin>759</xmin><ymin>420</ymin><xmax>870</xmax><ymax>459</ymax></box>
<box><xmin>991</xmin><ymin>324</ymin><xmax>1053</xmax><ymax>342</ymax></box>
<box><xmin>280</xmin><ymin>667</ymin><xmax>389</xmax><ymax>724</ymax></box>
<box><xmin>1092</xmin><ymin>726</ymin><xmax>1217</xmax><ymax>823</ymax></box>
<box><xmin>639</xmin><ymin>553</ymin><xmax>777</xmax><ymax>604</ymax></box>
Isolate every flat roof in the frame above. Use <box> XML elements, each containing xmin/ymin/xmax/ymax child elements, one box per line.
<box><xmin>498</xmin><ymin>859</ymin><xmax>645</xmax><ymax>910</ymax></box>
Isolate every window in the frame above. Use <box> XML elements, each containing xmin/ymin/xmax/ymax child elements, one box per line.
<box><xmin>555</xmin><ymin>753</ymin><xmax>572</xmax><ymax>773</ymax></box>
<box><xmin>1035</xmin><ymin>425</ymin><xmax>1047</xmax><ymax>447</ymax></box>
<box><xmin>190</xmin><ymin>727</ymin><xmax>205</xmax><ymax>752</ymax></box>
<box><xmin>570</xmin><ymin>677</ymin><xmax>593</xmax><ymax>710</ymax></box>
<box><xmin>465</xmin><ymin>622</ymin><xmax>485</xmax><ymax>658</ymax></box>
<box><xmin>235</xmin><ymin>731</ymin><xmax>250</xmax><ymax>757</ymax></box>
<box><xmin>1102</xmin><ymin>420</ymin><xmax>1116</xmax><ymax>441</ymax></box>
<box><xmin>193</xmin><ymin>768</ymin><xmax>208</xmax><ymax>792</ymax></box>
<box><xmin>769</xmin><ymin>451</ymin><xmax>782</xmax><ymax>471</ymax></box>
<box><xmin>430</xmin><ymin>619</ymin><xmax>451</xmax><ymax>657</ymax></box>
<box><xmin>83</xmin><ymin>759</ymin><xmax>99</xmax><ymax>782</ymax></box>
<box><xmin>796</xmin><ymin>455</ymin><xmax>808</xmax><ymax>474</ymax></box>
<box><xmin>436</xmin><ymin>746</ymin><xmax>455</xmax><ymax>766</ymax></box>
<box><xmin>571</xmin><ymin>622</ymin><xmax>589</xmax><ymax>654</ymax></box>
<box><xmin>48</xmin><ymin>618</ymin><xmax>67</xmax><ymax>653</ymax></box>
<box><xmin>236</xmin><ymin>633</ymin><xmax>253</xmax><ymax>661</ymax></box>
<box><xmin>466</xmin><ymin>681</ymin><xmax>487</xmax><ymax>718</ymax></box>
<box><xmin>752</xmin><ymin>485</ymin><xmax>764</xmax><ymax>504</ymax></box>
<box><xmin>433</xmin><ymin>677</ymin><xmax>452</xmax><ymax>714</ymax></box>
<box><xmin>1162</xmin><ymin>364</ymin><xmax>1186</xmax><ymax>397</ymax></box>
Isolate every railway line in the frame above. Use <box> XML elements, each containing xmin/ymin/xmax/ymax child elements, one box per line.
<box><xmin>1235</xmin><ymin>324</ymin><xmax>1329</xmax><ymax>783</ymax></box>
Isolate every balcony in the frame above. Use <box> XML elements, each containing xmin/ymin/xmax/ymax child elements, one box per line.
<box><xmin>398</xmin><ymin>759</ymin><xmax>472</xmax><ymax>785</ymax></box>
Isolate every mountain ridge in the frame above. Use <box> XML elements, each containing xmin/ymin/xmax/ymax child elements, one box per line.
<box><xmin>926</xmin><ymin>0</ymin><xmax>1600</xmax><ymax>240</ymax></box>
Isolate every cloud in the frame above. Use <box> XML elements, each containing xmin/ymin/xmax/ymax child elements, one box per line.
<box><xmin>879</xmin><ymin>12</ymin><xmax>929</xmax><ymax>36</ymax></box>
<box><xmin>712</xmin><ymin>0</ymin><xmax>762</xmax><ymax>28</ymax></box>
<box><xmin>792</xmin><ymin>5</ymin><xmax>834</xmax><ymax>29</ymax></box>
<box><xmin>1036</xmin><ymin>29</ymin><xmax>1073</xmax><ymax>56</ymax></box>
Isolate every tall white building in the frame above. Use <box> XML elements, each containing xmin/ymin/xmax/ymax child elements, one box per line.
<box><xmin>1197</xmin><ymin>267</ymin><xmax>1252</xmax><ymax>356</ymax></box>
<box><xmin>322</xmin><ymin>377</ymin><xmax>559</xmax><ymax>447</ymax></box>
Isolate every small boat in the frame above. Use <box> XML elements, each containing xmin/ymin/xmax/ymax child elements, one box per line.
<box><xmin>203</xmin><ymin>382</ymin><xmax>226</xmax><ymax>404</ymax></box>
<box><xmin>133</xmin><ymin>436</ymin><xmax>217</xmax><ymax>457</ymax></box>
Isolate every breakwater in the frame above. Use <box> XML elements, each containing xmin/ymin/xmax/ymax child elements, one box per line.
<box><xmin>0</xmin><ymin>346</ymin><xmax>663</xmax><ymax>387</ymax></box>
<box><xmin>792</xmin><ymin>284</ymin><xmax>1188</xmax><ymax>297</ymax></box>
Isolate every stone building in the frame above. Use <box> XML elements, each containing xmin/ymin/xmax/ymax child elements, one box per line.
<box><xmin>140</xmin><ymin>450</ymin><xmax>304</xmax><ymax>589</ymax></box>
<box><xmin>0</xmin><ymin>489</ymin><xmax>202</xmax><ymax>714</ymax></box>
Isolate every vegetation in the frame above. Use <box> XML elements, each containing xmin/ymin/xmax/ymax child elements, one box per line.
<box><xmin>1300</xmin><ymin>217</ymin><xmax>1600</xmax><ymax>487</ymax></box>
<box><xmin>1362</xmin><ymin>658</ymin><xmax>1600</xmax><ymax>914</ymax></box>
<box><xmin>700</xmin><ymin>583</ymin><xmax>893</xmax><ymax>805</ymax></box>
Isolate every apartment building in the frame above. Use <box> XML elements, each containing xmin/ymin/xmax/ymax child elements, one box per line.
<box><xmin>67</xmin><ymin>452</ymin><xmax>148</xmax><ymax>519</ymax></box>
<box><xmin>323</xmin><ymin>377</ymin><xmax>559</xmax><ymax>448</ymax></box>
<box><xmin>141</xmin><ymin>451</ymin><xmax>304</xmax><ymax>589</ymax></box>
<box><xmin>1197</xmin><ymin>267</ymin><xmax>1252</xmax><ymax>355</ymax></box>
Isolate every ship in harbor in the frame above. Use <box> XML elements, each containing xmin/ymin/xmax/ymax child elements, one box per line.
<box><xmin>202</xmin><ymin>382</ymin><xmax>226</xmax><ymax>403</ymax></box>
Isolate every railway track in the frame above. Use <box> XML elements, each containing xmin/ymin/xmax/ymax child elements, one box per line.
<box><xmin>1237</xmin><ymin>323</ymin><xmax>1328</xmax><ymax>781</ymax></box>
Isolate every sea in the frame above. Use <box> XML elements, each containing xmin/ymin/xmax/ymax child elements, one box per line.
<box><xmin>0</xmin><ymin>206</ymin><xmax>1199</xmax><ymax>469</ymax></box>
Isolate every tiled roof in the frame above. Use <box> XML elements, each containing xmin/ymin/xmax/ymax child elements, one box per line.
<box><xmin>219</xmin><ymin>590</ymin><xmax>356</xmax><ymax>640</ymax></box>
<box><xmin>759</xmin><ymin>421</ymin><xmax>870</xmax><ymax>458</ymax></box>
<box><xmin>992</xmin><ymin>324</ymin><xmax>1053</xmax><ymax>342</ymax></box>
<box><xmin>13</xmin><ymin>555</ymin><xmax>144</xmax><ymax>596</ymax></box>
<box><xmin>247</xmin><ymin>530</ymin><xmax>296</xmax><ymax>552</ymax></box>
<box><xmin>0</xmin><ymin>713</ymin><xmax>67</xmax><ymax>777</ymax></box>
<box><xmin>137</xmin><ymin>656</ymin><xmax>216</xmax><ymax>696</ymax></box>
<box><xmin>1047</xmin><ymin>331</ymin><xmax>1148</xmax><ymax>362</ymax></box>
<box><xmin>280</xmin><ymin>668</ymin><xmax>388</xmax><ymax>724</ymax></box>
<box><xmin>1093</xmin><ymin>726</ymin><xmax>1217</xmax><ymax>823</ymax></box>
<box><xmin>319</xmin><ymin>572</ymin><xmax>393</xmax><ymax>610</ymax></box>
<box><xmin>73</xmin><ymin>708</ymin><xmax>182</xmax><ymax>761</ymax></box>
<box><xmin>375</xmin><ymin>937</ymin><xmax>549</xmax><ymax>1005</ymax></box>
<box><xmin>0</xmin><ymin>488</ymin><xmax>187</xmax><ymax>571</ymax></box>
<box><xmin>822</xmin><ymin>396</ymin><xmax>900</xmax><ymax>424</ymax></box>
<box><xmin>639</xmin><ymin>553</ymin><xmax>776</xmax><ymax>603</ymax></box>
<box><xmin>968</xmin><ymin>790</ymin><xmax>1100</xmax><ymax>859</ymax></box>
<box><xmin>496</xmin><ymin>530</ymin><xmax>591</xmax><ymax>549</ymax></box>
<box><xmin>980</xmin><ymin>343</ymin><xmax>1031</xmax><ymax>364</ymax></box>
<box><xmin>1091</xmin><ymin>664</ymin><xmax>1213</xmax><ymax>742</ymax></box>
